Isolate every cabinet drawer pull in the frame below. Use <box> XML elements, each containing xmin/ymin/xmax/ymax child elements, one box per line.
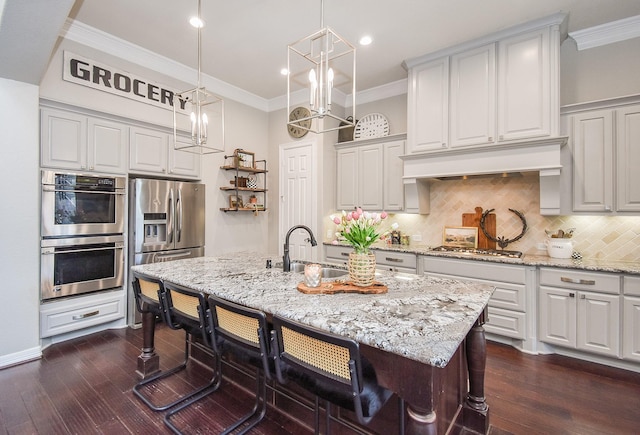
<box><xmin>73</xmin><ymin>310</ymin><xmax>99</xmax><ymax>320</ymax></box>
<box><xmin>385</xmin><ymin>257</ymin><xmax>404</xmax><ymax>263</ymax></box>
<box><xmin>340</xmin><ymin>252</ymin><xmax>350</xmax><ymax>257</ymax></box>
<box><xmin>561</xmin><ymin>277</ymin><xmax>595</xmax><ymax>285</ymax></box>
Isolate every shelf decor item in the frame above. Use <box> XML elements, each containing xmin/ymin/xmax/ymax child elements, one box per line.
<box><xmin>353</xmin><ymin>113</ymin><xmax>390</xmax><ymax>140</ymax></box>
<box><xmin>330</xmin><ymin>208</ymin><xmax>397</xmax><ymax>287</ymax></box>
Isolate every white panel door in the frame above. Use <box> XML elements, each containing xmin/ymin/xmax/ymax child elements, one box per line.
<box><xmin>572</xmin><ymin>110</ymin><xmax>614</xmax><ymax>212</ymax></box>
<box><xmin>129</xmin><ymin>126</ymin><xmax>168</xmax><ymax>175</ymax></box>
<box><xmin>407</xmin><ymin>58</ymin><xmax>449</xmax><ymax>152</ymax></box>
<box><xmin>450</xmin><ymin>44</ymin><xmax>496</xmax><ymax>148</ymax></box>
<box><xmin>358</xmin><ymin>144</ymin><xmax>383</xmax><ymax>210</ymax></box>
<box><xmin>577</xmin><ymin>292</ymin><xmax>620</xmax><ymax>357</ymax></box>
<box><xmin>383</xmin><ymin>140</ymin><xmax>405</xmax><ymax>211</ymax></box>
<box><xmin>498</xmin><ymin>28</ymin><xmax>550</xmax><ymax>141</ymax></box>
<box><xmin>623</xmin><ymin>296</ymin><xmax>640</xmax><ymax>362</ymax></box>
<box><xmin>616</xmin><ymin>104</ymin><xmax>640</xmax><ymax>212</ymax></box>
<box><xmin>88</xmin><ymin>118</ymin><xmax>127</xmax><ymax>174</ymax></box>
<box><xmin>336</xmin><ymin>147</ymin><xmax>358</xmax><ymax>210</ymax></box>
<box><xmin>280</xmin><ymin>142</ymin><xmax>317</xmax><ymax>262</ymax></box>
<box><xmin>41</xmin><ymin>108</ymin><xmax>86</xmax><ymax>170</ymax></box>
<box><xmin>539</xmin><ymin>286</ymin><xmax>576</xmax><ymax>347</ymax></box>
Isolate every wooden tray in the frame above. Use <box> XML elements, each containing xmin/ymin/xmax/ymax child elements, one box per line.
<box><xmin>462</xmin><ymin>206</ymin><xmax>496</xmax><ymax>249</ymax></box>
<box><xmin>297</xmin><ymin>281</ymin><xmax>388</xmax><ymax>295</ymax></box>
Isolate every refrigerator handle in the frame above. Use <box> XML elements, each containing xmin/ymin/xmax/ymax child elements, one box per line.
<box><xmin>177</xmin><ymin>189</ymin><xmax>183</xmax><ymax>243</ymax></box>
<box><xmin>167</xmin><ymin>188</ymin><xmax>174</xmax><ymax>244</ymax></box>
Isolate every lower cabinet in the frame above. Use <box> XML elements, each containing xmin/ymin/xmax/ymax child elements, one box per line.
<box><xmin>421</xmin><ymin>256</ymin><xmax>529</xmax><ymax>342</ymax></box>
<box><xmin>539</xmin><ymin>267</ymin><xmax>621</xmax><ymax>358</ymax></box>
<box><xmin>624</xmin><ymin>276</ymin><xmax>640</xmax><ymax>362</ymax></box>
<box><xmin>40</xmin><ymin>289</ymin><xmax>126</xmax><ymax>338</ymax></box>
<box><xmin>374</xmin><ymin>250</ymin><xmax>417</xmax><ymax>274</ymax></box>
<box><xmin>325</xmin><ymin>244</ymin><xmax>353</xmax><ymax>266</ymax></box>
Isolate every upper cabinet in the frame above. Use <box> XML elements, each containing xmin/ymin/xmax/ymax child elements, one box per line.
<box><xmin>41</xmin><ymin>103</ymin><xmax>200</xmax><ymax>179</ymax></box>
<box><xmin>41</xmin><ymin>107</ymin><xmax>128</xmax><ymax>174</ymax></box>
<box><xmin>565</xmin><ymin>101</ymin><xmax>640</xmax><ymax>214</ymax></box>
<box><xmin>405</xmin><ymin>13</ymin><xmax>565</xmax><ymax>154</ymax></box>
<box><xmin>129</xmin><ymin>127</ymin><xmax>201</xmax><ymax>179</ymax></box>
<box><xmin>335</xmin><ymin>135</ymin><xmax>406</xmax><ymax>211</ymax></box>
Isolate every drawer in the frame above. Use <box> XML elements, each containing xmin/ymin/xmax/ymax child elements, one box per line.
<box><xmin>40</xmin><ymin>290</ymin><xmax>125</xmax><ymax>338</ymax></box>
<box><xmin>624</xmin><ymin>276</ymin><xmax>640</xmax><ymax>296</ymax></box>
<box><xmin>489</xmin><ymin>282</ymin><xmax>526</xmax><ymax>312</ymax></box>
<box><xmin>539</xmin><ymin>267</ymin><xmax>621</xmax><ymax>295</ymax></box>
<box><xmin>374</xmin><ymin>250</ymin><xmax>417</xmax><ymax>269</ymax></box>
<box><xmin>485</xmin><ymin>307</ymin><xmax>526</xmax><ymax>339</ymax></box>
<box><xmin>422</xmin><ymin>256</ymin><xmax>526</xmax><ymax>284</ymax></box>
<box><xmin>325</xmin><ymin>245</ymin><xmax>353</xmax><ymax>264</ymax></box>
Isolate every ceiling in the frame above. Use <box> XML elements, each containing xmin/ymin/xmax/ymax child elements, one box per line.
<box><xmin>3</xmin><ymin>1</ymin><xmax>640</xmax><ymax>101</ymax></box>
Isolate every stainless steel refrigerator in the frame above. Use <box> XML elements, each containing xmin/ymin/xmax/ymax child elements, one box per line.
<box><xmin>128</xmin><ymin>178</ymin><xmax>205</xmax><ymax>326</ymax></box>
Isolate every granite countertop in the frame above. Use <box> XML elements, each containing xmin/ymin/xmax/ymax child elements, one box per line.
<box><xmin>325</xmin><ymin>242</ymin><xmax>640</xmax><ymax>274</ymax></box>
<box><xmin>132</xmin><ymin>253</ymin><xmax>494</xmax><ymax>368</ymax></box>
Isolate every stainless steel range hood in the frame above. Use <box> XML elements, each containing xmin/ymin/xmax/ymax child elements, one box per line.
<box><xmin>401</xmin><ymin>137</ymin><xmax>568</xmax><ymax>215</ymax></box>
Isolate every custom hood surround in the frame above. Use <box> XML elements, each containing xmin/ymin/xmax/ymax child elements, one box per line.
<box><xmin>401</xmin><ymin>136</ymin><xmax>567</xmax><ymax>215</ymax></box>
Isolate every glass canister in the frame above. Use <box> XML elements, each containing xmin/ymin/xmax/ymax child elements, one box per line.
<box><xmin>304</xmin><ymin>263</ymin><xmax>322</xmax><ymax>288</ymax></box>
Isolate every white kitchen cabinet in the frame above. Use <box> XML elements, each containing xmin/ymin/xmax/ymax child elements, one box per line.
<box><xmin>336</xmin><ymin>137</ymin><xmax>405</xmax><ymax>211</ymax></box>
<box><xmin>374</xmin><ymin>250</ymin><xmax>417</xmax><ymax>274</ymax></box>
<box><xmin>421</xmin><ymin>256</ymin><xmax>530</xmax><ymax>342</ymax></box>
<box><xmin>539</xmin><ymin>268</ymin><xmax>621</xmax><ymax>358</ymax></box>
<box><xmin>571</xmin><ymin>109</ymin><xmax>614</xmax><ymax>212</ymax></box>
<box><xmin>568</xmin><ymin>103</ymin><xmax>640</xmax><ymax>213</ymax></box>
<box><xmin>40</xmin><ymin>289</ymin><xmax>125</xmax><ymax>338</ymax></box>
<box><xmin>129</xmin><ymin>127</ymin><xmax>201</xmax><ymax>179</ymax></box>
<box><xmin>407</xmin><ymin>58</ymin><xmax>449</xmax><ymax>153</ymax></box>
<box><xmin>405</xmin><ymin>14</ymin><xmax>564</xmax><ymax>154</ymax></box>
<box><xmin>41</xmin><ymin>108</ymin><xmax>128</xmax><ymax>174</ymax></box>
<box><xmin>616</xmin><ymin>105</ymin><xmax>640</xmax><ymax>212</ymax></box>
<box><xmin>497</xmin><ymin>28</ymin><xmax>553</xmax><ymax>141</ymax></box>
<box><xmin>325</xmin><ymin>244</ymin><xmax>352</xmax><ymax>266</ymax></box>
<box><xmin>623</xmin><ymin>276</ymin><xmax>640</xmax><ymax>362</ymax></box>
<box><xmin>450</xmin><ymin>44</ymin><xmax>496</xmax><ymax>148</ymax></box>
<box><xmin>382</xmin><ymin>140</ymin><xmax>405</xmax><ymax>211</ymax></box>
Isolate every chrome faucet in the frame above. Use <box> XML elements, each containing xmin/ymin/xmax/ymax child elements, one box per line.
<box><xmin>283</xmin><ymin>225</ymin><xmax>317</xmax><ymax>272</ymax></box>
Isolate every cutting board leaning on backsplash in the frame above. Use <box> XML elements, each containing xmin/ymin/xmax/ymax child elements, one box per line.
<box><xmin>462</xmin><ymin>207</ymin><xmax>496</xmax><ymax>249</ymax></box>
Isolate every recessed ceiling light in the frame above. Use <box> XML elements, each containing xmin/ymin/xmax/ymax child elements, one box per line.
<box><xmin>280</xmin><ymin>68</ymin><xmax>289</xmax><ymax>76</ymax></box>
<box><xmin>189</xmin><ymin>16</ymin><xmax>204</xmax><ymax>28</ymax></box>
<box><xmin>359</xmin><ymin>35</ymin><xmax>372</xmax><ymax>46</ymax></box>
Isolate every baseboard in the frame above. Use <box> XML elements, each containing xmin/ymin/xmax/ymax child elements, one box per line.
<box><xmin>0</xmin><ymin>346</ymin><xmax>42</xmax><ymax>369</ymax></box>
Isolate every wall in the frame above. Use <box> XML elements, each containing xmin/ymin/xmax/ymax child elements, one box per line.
<box><xmin>0</xmin><ymin>78</ymin><xmax>42</xmax><ymax>367</ymax></box>
<box><xmin>561</xmin><ymin>37</ymin><xmax>640</xmax><ymax>105</ymax></box>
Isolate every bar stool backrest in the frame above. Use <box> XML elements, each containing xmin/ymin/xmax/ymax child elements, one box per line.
<box><xmin>131</xmin><ymin>271</ymin><xmax>164</xmax><ymax>316</ymax></box>
<box><xmin>161</xmin><ymin>282</ymin><xmax>208</xmax><ymax>341</ymax></box>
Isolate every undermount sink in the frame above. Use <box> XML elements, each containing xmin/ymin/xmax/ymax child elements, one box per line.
<box><xmin>289</xmin><ymin>262</ymin><xmax>348</xmax><ymax>278</ymax></box>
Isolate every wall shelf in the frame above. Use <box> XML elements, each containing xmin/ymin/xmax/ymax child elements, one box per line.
<box><xmin>219</xmin><ymin>155</ymin><xmax>267</xmax><ymax>213</ymax></box>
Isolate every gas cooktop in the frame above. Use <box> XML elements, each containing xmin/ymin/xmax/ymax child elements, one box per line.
<box><xmin>430</xmin><ymin>246</ymin><xmax>523</xmax><ymax>258</ymax></box>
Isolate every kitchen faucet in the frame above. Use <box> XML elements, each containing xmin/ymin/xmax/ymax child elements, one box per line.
<box><xmin>283</xmin><ymin>225</ymin><xmax>317</xmax><ymax>272</ymax></box>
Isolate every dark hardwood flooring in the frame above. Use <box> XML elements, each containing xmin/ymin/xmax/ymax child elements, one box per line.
<box><xmin>1</xmin><ymin>324</ymin><xmax>639</xmax><ymax>434</ymax></box>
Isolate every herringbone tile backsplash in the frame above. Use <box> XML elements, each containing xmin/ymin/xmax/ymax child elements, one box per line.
<box><xmin>329</xmin><ymin>173</ymin><xmax>640</xmax><ymax>262</ymax></box>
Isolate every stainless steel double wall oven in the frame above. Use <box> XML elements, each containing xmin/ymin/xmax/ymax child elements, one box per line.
<box><xmin>40</xmin><ymin>170</ymin><xmax>126</xmax><ymax>300</ymax></box>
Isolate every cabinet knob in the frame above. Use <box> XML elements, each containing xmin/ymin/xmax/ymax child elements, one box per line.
<box><xmin>580</xmin><ymin>294</ymin><xmax>586</xmax><ymax>299</ymax></box>
<box><xmin>569</xmin><ymin>292</ymin><xmax>575</xmax><ymax>298</ymax></box>
<box><xmin>605</xmin><ymin>205</ymin><xmax>612</xmax><ymax>211</ymax></box>
<box><xmin>499</xmin><ymin>135</ymin><xmax>504</xmax><ymax>141</ymax></box>
<box><xmin>441</xmin><ymin>143</ymin><xmax>447</xmax><ymax>148</ymax></box>
<box><xmin>488</xmin><ymin>136</ymin><xmax>494</xmax><ymax>142</ymax></box>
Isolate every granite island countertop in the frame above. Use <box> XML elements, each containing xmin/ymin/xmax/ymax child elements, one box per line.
<box><xmin>132</xmin><ymin>253</ymin><xmax>494</xmax><ymax>368</ymax></box>
<box><xmin>325</xmin><ymin>242</ymin><xmax>640</xmax><ymax>274</ymax></box>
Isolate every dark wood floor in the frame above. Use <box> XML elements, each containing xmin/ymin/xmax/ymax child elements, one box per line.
<box><xmin>1</xmin><ymin>324</ymin><xmax>639</xmax><ymax>434</ymax></box>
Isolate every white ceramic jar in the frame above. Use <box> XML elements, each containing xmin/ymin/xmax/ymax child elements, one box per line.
<box><xmin>545</xmin><ymin>238</ymin><xmax>574</xmax><ymax>259</ymax></box>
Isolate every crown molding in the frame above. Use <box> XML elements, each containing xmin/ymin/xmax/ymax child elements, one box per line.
<box><xmin>569</xmin><ymin>14</ymin><xmax>640</xmax><ymax>50</ymax></box>
<box><xmin>61</xmin><ymin>19</ymin><xmax>407</xmax><ymax>114</ymax></box>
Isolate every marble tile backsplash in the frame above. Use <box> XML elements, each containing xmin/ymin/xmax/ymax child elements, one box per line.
<box><xmin>329</xmin><ymin>173</ymin><xmax>640</xmax><ymax>262</ymax></box>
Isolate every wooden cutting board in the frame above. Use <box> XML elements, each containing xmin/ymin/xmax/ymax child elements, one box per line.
<box><xmin>297</xmin><ymin>281</ymin><xmax>388</xmax><ymax>295</ymax></box>
<box><xmin>462</xmin><ymin>207</ymin><xmax>496</xmax><ymax>249</ymax></box>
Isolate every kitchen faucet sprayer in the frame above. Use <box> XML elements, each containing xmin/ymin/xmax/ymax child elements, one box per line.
<box><xmin>283</xmin><ymin>225</ymin><xmax>317</xmax><ymax>272</ymax></box>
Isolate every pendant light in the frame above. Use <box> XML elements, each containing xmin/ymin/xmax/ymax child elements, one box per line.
<box><xmin>173</xmin><ymin>0</ymin><xmax>225</xmax><ymax>154</ymax></box>
<box><xmin>287</xmin><ymin>0</ymin><xmax>356</xmax><ymax>135</ymax></box>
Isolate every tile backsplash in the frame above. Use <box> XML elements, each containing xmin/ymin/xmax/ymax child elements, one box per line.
<box><xmin>329</xmin><ymin>173</ymin><xmax>640</xmax><ymax>262</ymax></box>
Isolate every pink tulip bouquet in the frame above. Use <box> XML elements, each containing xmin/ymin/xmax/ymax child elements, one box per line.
<box><xmin>331</xmin><ymin>208</ymin><xmax>398</xmax><ymax>254</ymax></box>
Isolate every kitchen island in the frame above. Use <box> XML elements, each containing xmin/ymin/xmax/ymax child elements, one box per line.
<box><xmin>132</xmin><ymin>254</ymin><xmax>495</xmax><ymax>434</ymax></box>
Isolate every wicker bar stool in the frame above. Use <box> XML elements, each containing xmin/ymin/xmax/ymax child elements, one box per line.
<box><xmin>133</xmin><ymin>275</ymin><xmax>220</xmax><ymax>412</ymax></box>
<box><xmin>164</xmin><ymin>294</ymin><xmax>271</xmax><ymax>435</ymax></box>
<box><xmin>272</xmin><ymin>315</ymin><xmax>400</xmax><ymax>434</ymax></box>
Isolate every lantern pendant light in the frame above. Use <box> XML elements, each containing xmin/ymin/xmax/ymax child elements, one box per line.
<box><xmin>173</xmin><ymin>0</ymin><xmax>225</xmax><ymax>154</ymax></box>
<box><xmin>287</xmin><ymin>0</ymin><xmax>356</xmax><ymax>135</ymax></box>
